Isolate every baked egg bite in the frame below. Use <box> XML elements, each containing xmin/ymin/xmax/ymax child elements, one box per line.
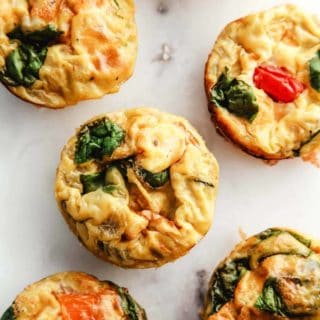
<box><xmin>205</xmin><ymin>5</ymin><xmax>320</xmax><ymax>166</ymax></box>
<box><xmin>0</xmin><ymin>0</ymin><xmax>137</xmax><ymax>108</ymax></box>
<box><xmin>55</xmin><ymin>108</ymin><xmax>219</xmax><ymax>268</ymax></box>
<box><xmin>202</xmin><ymin>228</ymin><xmax>320</xmax><ymax>320</ymax></box>
<box><xmin>1</xmin><ymin>271</ymin><xmax>147</xmax><ymax>320</ymax></box>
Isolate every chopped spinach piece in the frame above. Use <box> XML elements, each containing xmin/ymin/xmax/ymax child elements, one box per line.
<box><xmin>309</xmin><ymin>50</ymin><xmax>320</xmax><ymax>92</ymax></box>
<box><xmin>80</xmin><ymin>172</ymin><xmax>105</xmax><ymax>194</ymax></box>
<box><xmin>118</xmin><ymin>287</ymin><xmax>142</xmax><ymax>320</ymax></box>
<box><xmin>1</xmin><ymin>306</ymin><xmax>15</xmax><ymax>320</ymax></box>
<box><xmin>210</xmin><ymin>68</ymin><xmax>259</xmax><ymax>122</ymax></box>
<box><xmin>75</xmin><ymin>119</ymin><xmax>125</xmax><ymax>164</ymax></box>
<box><xmin>80</xmin><ymin>171</ymin><xmax>116</xmax><ymax>195</ymax></box>
<box><xmin>289</xmin><ymin>231</ymin><xmax>312</xmax><ymax>248</ymax></box>
<box><xmin>0</xmin><ymin>24</ymin><xmax>62</xmax><ymax>87</ymax></box>
<box><xmin>255</xmin><ymin>278</ymin><xmax>288</xmax><ymax>316</ymax></box>
<box><xmin>114</xmin><ymin>157</ymin><xmax>170</xmax><ymax>188</ymax></box>
<box><xmin>8</xmin><ymin>25</ymin><xmax>63</xmax><ymax>46</ymax></box>
<box><xmin>113</xmin><ymin>0</ymin><xmax>120</xmax><ymax>8</ymax></box>
<box><xmin>114</xmin><ymin>157</ymin><xmax>134</xmax><ymax>177</ymax></box>
<box><xmin>257</xmin><ymin>228</ymin><xmax>282</xmax><ymax>240</ymax></box>
<box><xmin>193</xmin><ymin>178</ymin><xmax>215</xmax><ymax>188</ymax></box>
<box><xmin>138</xmin><ymin>167</ymin><xmax>170</xmax><ymax>188</ymax></box>
<box><xmin>0</xmin><ymin>44</ymin><xmax>47</xmax><ymax>87</ymax></box>
<box><xmin>293</xmin><ymin>129</ymin><xmax>320</xmax><ymax>157</ymax></box>
<box><xmin>257</xmin><ymin>228</ymin><xmax>311</xmax><ymax>248</ymax></box>
<box><xmin>209</xmin><ymin>258</ymin><xmax>249</xmax><ymax>314</ymax></box>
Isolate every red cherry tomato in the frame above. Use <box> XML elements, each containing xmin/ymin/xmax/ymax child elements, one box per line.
<box><xmin>253</xmin><ymin>65</ymin><xmax>304</xmax><ymax>103</ymax></box>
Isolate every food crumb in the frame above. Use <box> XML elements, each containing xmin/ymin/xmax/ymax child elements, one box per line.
<box><xmin>195</xmin><ymin>270</ymin><xmax>208</xmax><ymax>308</ymax></box>
<box><xmin>238</xmin><ymin>227</ymin><xmax>247</xmax><ymax>241</ymax></box>
<box><xmin>154</xmin><ymin>43</ymin><xmax>173</xmax><ymax>62</ymax></box>
<box><xmin>157</xmin><ymin>2</ymin><xmax>169</xmax><ymax>15</ymax></box>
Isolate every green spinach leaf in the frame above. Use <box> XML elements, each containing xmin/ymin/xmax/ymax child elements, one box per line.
<box><xmin>0</xmin><ymin>24</ymin><xmax>61</xmax><ymax>87</ymax></box>
<box><xmin>293</xmin><ymin>129</ymin><xmax>320</xmax><ymax>157</ymax></box>
<box><xmin>80</xmin><ymin>172</ymin><xmax>105</xmax><ymax>194</ymax></box>
<box><xmin>255</xmin><ymin>278</ymin><xmax>288</xmax><ymax>316</ymax></box>
<box><xmin>210</xmin><ymin>68</ymin><xmax>259</xmax><ymax>122</ymax></box>
<box><xmin>257</xmin><ymin>228</ymin><xmax>282</xmax><ymax>240</ymax></box>
<box><xmin>1</xmin><ymin>306</ymin><xmax>15</xmax><ymax>320</ymax></box>
<box><xmin>210</xmin><ymin>258</ymin><xmax>249</xmax><ymax>314</ymax></box>
<box><xmin>138</xmin><ymin>167</ymin><xmax>170</xmax><ymax>188</ymax></box>
<box><xmin>118</xmin><ymin>287</ymin><xmax>142</xmax><ymax>320</ymax></box>
<box><xmin>113</xmin><ymin>0</ymin><xmax>120</xmax><ymax>8</ymax></box>
<box><xmin>309</xmin><ymin>50</ymin><xmax>320</xmax><ymax>92</ymax></box>
<box><xmin>80</xmin><ymin>172</ymin><xmax>117</xmax><ymax>195</ymax></box>
<box><xmin>257</xmin><ymin>228</ymin><xmax>311</xmax><ymax>248</ymax></box>
<box><xmin>75</xmin><ymin>119</ymin><xmax>125</xmax><ymax>164</ymax></box>
<box><xmin>8</xmin><ymin>25</ymin><xmax>62</xmax><ymax>46</ymax></box>
<box><xmin>193</xmin><ymin>178</ymin><xmax>215</xmax><ymax>188</ymax></box>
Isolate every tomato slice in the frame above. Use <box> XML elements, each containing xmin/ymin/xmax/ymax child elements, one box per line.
<box><xmin>253</xmin><ymin>65</ymin><xmax>304</xmax><ymax>103</ymax></box>
<box><xmin>57</xmin><ymin>293</ymin><xmax>103</xmax><ymax>320</ymax></box>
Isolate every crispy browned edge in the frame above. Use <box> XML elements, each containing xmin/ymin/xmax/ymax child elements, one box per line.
<box><xmin>1</xmin><ymin>80</ymin><xmax>124</xmax><ymax>110</ymax></box>
<box><xmin>204</xmin><ymin>17</ymin><xmax>293</xmax><ymax>162</ymax></box>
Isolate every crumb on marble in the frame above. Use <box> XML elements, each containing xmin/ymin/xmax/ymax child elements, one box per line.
<box><xmin>157</xmin><ymin>2</ymin><xmax>169</xmax><ymax>15</ymax></box>
<box><xmin>154</xmin><ymin>43</ymin><xmax>173</xmax><ymax>62</ymax></box>
<box><xmin>238</xmin><ymin>227</ymin><xmax>247</xmax><ymax>241</ymax></box>
<box><xmin>195</xmin><ymin>269</ymin><xmax>208</xmax><ymax>308</ymax></box>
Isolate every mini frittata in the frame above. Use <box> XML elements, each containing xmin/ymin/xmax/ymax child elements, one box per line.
<box><xmin>205</xmin><ymin>5</ymin><xmax>320</xmax><ymax>166</ymax></box>
<box><xmin>0</xmin><ymin>0</ymin><xmax>137</xmax><ymax>108</ymax></box>
<box><xmin>202</xmin><ymin>228</ymin><xmax>320</xmax><ymax>320</ymax></box>
<box><xmin>1</xmin><ymin>271</ymin><xmax>147</xmax><ymax>320</ymax></box>
<box><xmin>55</xmin><ymin>108</ymin><xmax>219</xmax><ymax>268</ymax></box>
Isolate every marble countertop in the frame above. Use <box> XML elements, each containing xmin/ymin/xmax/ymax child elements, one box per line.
<box><xmin>1</xmin><ymin>0</ymin><xmax>320</xmax><ymax>319</ymax></box>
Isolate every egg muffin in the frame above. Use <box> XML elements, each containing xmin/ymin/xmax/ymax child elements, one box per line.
<box><xmin>0</xmin><ymin>0</ymin><xmax>137</xmax><ymax>108</ymax></box>
<box><xmin>205</xmin><ymin>5</ymin><xmax>320</xmax><ymax>166</ymax></box>
<box><xmin>202</xmin><ymin>228</ymin><xmax>320</xmax><ymax>320</ymax></box>
<box><xmin>1</xmin><ymin>271</ymin><xmax>147</xmax><ymax>320</ymax></box>
<box><xmin>55</xmin><ymin>108</ymin><xmax>219</xmax><ymax>268</ymax></box>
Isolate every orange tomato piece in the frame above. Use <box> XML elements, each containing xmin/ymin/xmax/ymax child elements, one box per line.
<box><xmin>57</xmin><ymin>293</ymin><xmax>104</xmax><ymax>320</ymax></box>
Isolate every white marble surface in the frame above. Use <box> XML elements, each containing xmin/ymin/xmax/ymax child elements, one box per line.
<box><xmin>1</xmin><ymin>0</ymin><xmax>320</xmax><ymax>319</ymax></box>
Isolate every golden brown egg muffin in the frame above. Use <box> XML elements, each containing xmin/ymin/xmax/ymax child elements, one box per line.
<box><xmin>202</xmin><ymin>228</ymin><xmax>320</xmax><ymax>320</ymax></box>
<box><xmin>1</xmin><ymin>271</ymin><xmax>147</xmax><ymax>320</ymax></box>
<box><xmin>205</xmin><ymin>5</ymin><xmax>320</xmax><ymax>166</ymax></box>
<box><xmin>55</xmin><ymin>108</ymin><xmax>219</xmax><ymax>268</ymax></box>
<box><xmin>0</xmin><ymin>0</ymin><xmax>137</xmax><ymax>108</ymax></box>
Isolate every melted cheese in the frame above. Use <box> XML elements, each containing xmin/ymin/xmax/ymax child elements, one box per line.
<box><xmin>55</xmin><ymin>108</ymin><xmax>219</xmax><ymax>268</ymax></box>
<box><xmin>0</xmin><ymin>0</ymin><xmax>137</xmax><ymax>108</ymax></box>
<box><xmin>206</xmin><ymin>5</ymin><xmax>320</xmax><ymax>162</ymax></box>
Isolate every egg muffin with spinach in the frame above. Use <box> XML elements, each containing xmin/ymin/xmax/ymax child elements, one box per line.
<box><xmin>1</xmin><ymin>271</ymin><xmax>146</xmax><ymax>320</ymax></box>
<box><xmin>205</xmin><ymin>5</ymin><xmax>320</xmax><ymax>166</ymax></box>
<box><xmin>202</xmin><ymin>228</ymin><xmax>320</xmax><ymax>320</ymax></box>
<box><xmin>55</xmin><ymin>108</ymin><xmax>219</xmax><ymax>268</ymax></box>
<box><xmin>0</xmin><ymin>0</ymin><xmax>137</xmax><ymax>108</ymax></box>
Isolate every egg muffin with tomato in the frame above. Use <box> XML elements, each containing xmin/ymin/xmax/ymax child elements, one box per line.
<box><xmin>55</xmin><ymin>108</ymin><xmax>219</xmax><ymax>268</ymax></box>
<box><xmin>0</xmin><ymin>0</ymin><xmax>137</xmax><ymax>108</ymax></box>
<box><xmin>1</xmin><ymin>271</ymin><xmax>147</xmax><ymax>320</ymax></box>
<box><xmin>202</xmin><ymin>228</ymin><xmax>320</xmax><ymax>320</ymax></box>
<box><xmin>205</xmin><ymin>5</ymin><xmax>320</xmax><ymax>166</ymax></box>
